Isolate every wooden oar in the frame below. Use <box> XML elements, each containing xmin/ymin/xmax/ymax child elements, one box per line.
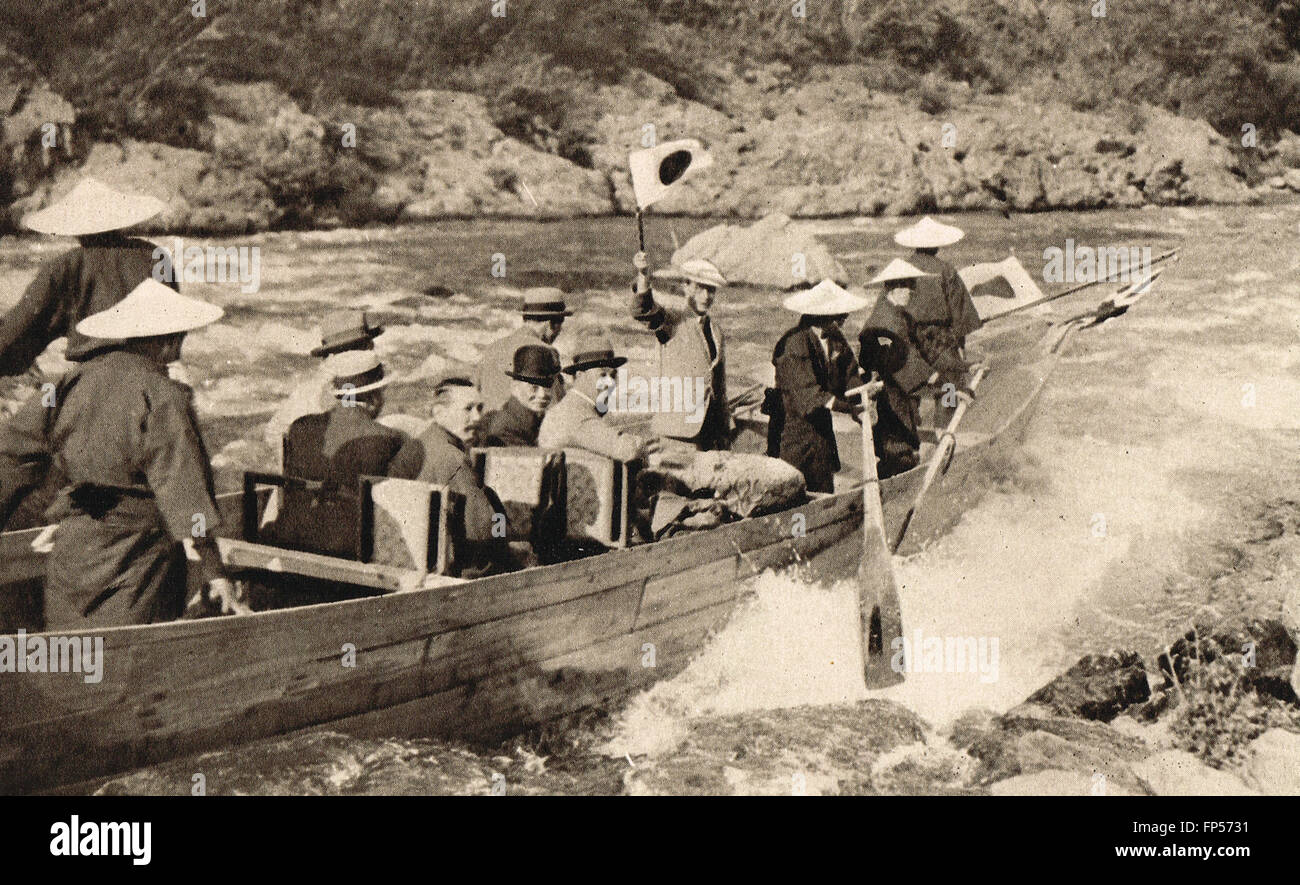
<box><xmin>845</xmin><ymin>376</ymin><xmax>906</xmax><ymax>687</ymax></box>
<box><xmin>888</xmin><ymin>364</ymin><xmax>989</xmax><ymax>553</ymax></box>
<box><xmin>982</xmin><ymin>248</ymin><xmax>1179</xmax><ymax>325</ymax></box>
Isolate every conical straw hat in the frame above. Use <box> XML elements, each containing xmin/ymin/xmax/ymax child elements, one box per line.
<box><xmin>23</xmin><ymin>177</ymin><xmax>167</xmax><ymax>237</ymax></box>
<box><xmin>782</xmin><ymin>279</ymin><xmax>869</xmax><ymax>315</ymax></box>
<box><xmin>868</xmin><ymin>258</ymin><xmax>934</xmax><ymax>286</ymax></box>
<box><xmin>76</xmin><ymin>278</ymin><xmax>223</xmax><ymax>340</ymax></box>
<box><xmin>893</xmin><ymin>216</ymin><xmax>965</xmax><ymax>249</ymax></box>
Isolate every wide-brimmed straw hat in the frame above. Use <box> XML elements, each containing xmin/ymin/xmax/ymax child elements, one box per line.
<box><xmin>505</xmin><ymin>344</ymin><xmax>561</xmax><ymax>385</ymax></box>
<box><xmin>563</xmin><ymin>339</ymin><xmax>628</xmax><ymax>375</ymax></box>
<box><xmin>24</xmin><ymin>177</ymin><xmax>167</xmax><ymax>237</ymax></box>
<box><xmin>324</xmin><ymin>350</ymin><xmax>391</xmax><ymax>396</ymax></box>
<box><xmin>893</xmin><ymin>216</ymin><xmax>965</xmax><ymax>249</ymax></box>
<box><xmin>652</xmin><ymin>258</ymin><xmax>727</xmax><ymax>289</ymax></box>
<box><xmin>868</xmin><ymin>258</ymin><xmax>934</xmax><ymax>286</ymax></box>
<box><xmin>521</xmin><ymin>288</ymin><xmax>574</xmax><ymax>319</ymax></box>
<box><xmin>782</xmin><ymin>279</ymin><xmax>869</xmax><ymax>316</ymax></box>
<box><xmin>76</xmin><ymin>278</ymin><xmax>223</xmax><ymax>340</ymax></box>
<box><xmin>311</xmin><ymin>310</ymin><xmax>384</xmax><ymax>357</ymax></box>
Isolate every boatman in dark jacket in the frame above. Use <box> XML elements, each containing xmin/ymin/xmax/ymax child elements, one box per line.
<box><xmin>0</xmin><ymin>278</ymin><xmax>241</xmax><ymax>629</ymax></box>
<box><xmin>0</xmin><ymin>177</ymin><xmax>174</xmax><ymax>376</ymax></box>
<box><xmin>630</xmin><ymin>252</ymin><xmax>731</xmax><ymax>450</ymax></box>
<box><xmin>892</xmin><ymin>216</ymin><xmax>982</xmax><ymax>425</ymax></box>
<box><xmin>857</xmin><ymin>259</ymin><xmax>973</xmax><ymax>478</ymax></box>
<box><xmin>271</xmin><ymin>351</ymin><xmax>408</xmax><ymax>557</ymax></box>
<box><xmin>388</xmin><ymin>368</ymin><xmax>512</xmax><ymax>577</ymax></box>
<box><xmin>479</xmin><ymin>344</ymin><xmax>562</xmax><ymax>447</ymax></box>
<box><xmin>767</xmin><ymin>280</ymin><xmax>868</xmax><ymax>493</ymax></box>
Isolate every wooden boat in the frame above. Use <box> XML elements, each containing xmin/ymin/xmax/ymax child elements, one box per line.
<box><xmin>0</xmin><ymin>276</ymin><xmax>1161</xmax><ymax>794</ymax></box>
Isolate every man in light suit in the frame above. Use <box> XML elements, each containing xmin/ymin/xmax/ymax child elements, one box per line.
<box><xmin>630</xmin><ymin>252</ymin><xmax>731</xmax><ymax>451</ymax></box>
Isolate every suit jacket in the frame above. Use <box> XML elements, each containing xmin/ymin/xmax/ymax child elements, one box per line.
<box><xmin>629</xmin><ymin>285</ymin><xmax>728</xmax><ymax>443</ymax></box>
<box><xmin>769</xmin><ymin>323</ymin><xmax>860</xmax><ymax>492</ymax></box>
<box><xmin>476</xmin><ymin>327</ymin><xmax>565</xmax><ymax>413</ymax></box>
<box><xmin>387</xmin><ymin>422</ymin><xmax>509</xmax><ymax>576</ymax></box>
<box><xmin>537</xmin><ymin>389</ymin><xmax>641</xmax><ymax>462</ymax></box>
<box><xmin>481</xmin><ymin>396</ymin><xmax>543</xmax><ymax>447</ymax></box>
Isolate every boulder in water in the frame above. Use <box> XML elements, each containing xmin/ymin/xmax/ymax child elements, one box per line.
<box><xmin>669</xmin><ymin>213</ymin><xmax>845</xmax><ymax>289</ymax></box>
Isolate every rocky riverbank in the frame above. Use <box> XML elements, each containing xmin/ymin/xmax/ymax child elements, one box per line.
<box><xmin>7</xmin><ymin>65</ymin><xmax>1300</xmax><ymax>235</ymax></box>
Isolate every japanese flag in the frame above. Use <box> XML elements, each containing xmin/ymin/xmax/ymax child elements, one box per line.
<box><xmin>628</xmin><ymin>139</ymin><xmax>713</xmax><ymax>210</ymax></box>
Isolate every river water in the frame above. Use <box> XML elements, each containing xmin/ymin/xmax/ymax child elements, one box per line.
<box><xmin>1</xmin><ymin>205</ymin><xmax>1296</xmax><ymax>794</ymax></box>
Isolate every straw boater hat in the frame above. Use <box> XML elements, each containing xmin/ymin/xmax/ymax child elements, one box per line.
<box><xmin>782</xmin><ymin>279</ymin><xmax>869</xmax><ymax>316</ymax></box>
<box><xmin>652</xmin><ymin>258</ymin><xmax>727</xmax><ymax>289</ymax></box>
<box><xmin>76</xmin><ymin>278</ymin><xmax>223</xmax><ymax>340</ymax></box>
<box><xmin>505</xmin><ymin>344</ymin><xmax>561</xmax><ymax>386</ymax></box>
<box><xmin>24</xmin><ymin>177</ymin><xmax>167</xmax><ymax>237</ymax></box>
<box><xmin>893</xmin><ymin>216</ymin><xmax>965</xmax><ymax>250</ymax></box>
<box><xmin>311</xmin><ymin>310</ymin><xmax>384</xmax><ymax>357</ymax></box>
<box><xmin>324</xmin><ymin>350</ymin><xmax>390</xmax><ymax>396</ymax></box>
<box><xmin>868</xmin><ymin>258</ymin><xmax>934</xmax><ymax>286</ymax></box>
<box><xmin>521</xmin><ymin>288</ymin><xmax>574</xmax><ymax>319</ymax></box>
<box><xmin>563</xmin><ymin>339</ymin><xmax>628</xmax><ymax>375</ymax></box>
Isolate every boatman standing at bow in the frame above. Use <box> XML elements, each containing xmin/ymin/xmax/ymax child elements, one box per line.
<box><xmin>892</xmin><ymin>216</ymin><xmax>982</xmax><ymax>425</ymax></box>
<box><xmin>479</xmin><ymin>344</ymin><xmax>562</xmax><ymax>447</ymax></box>
<box><xmin>766</xmin><ymin>280</ymin><xmax>868</xmax><ymax>494</ymax></box>
<box><xmin>0</xmin><ymin>279</ymin><xmax>243</xmax><ymax>628</ymax></box>
<box><xmin>476</xmin><ymin>288</ymin><xmax>570</xmax><ymax>413</ymax></box>
<box><xmin>630</xmin><ymin>252</ymin><xmax>731</xmax><ymax>451</ymax></box>
<box><xmin>0</xmin><ymin>177</ymin><xmax>175</xmax><ymax>377</ymax></box>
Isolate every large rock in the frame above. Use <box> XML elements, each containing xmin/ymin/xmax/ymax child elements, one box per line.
<box><xmin>958</xmin><ymin>713</ymin><xmax>1151</xmax><ymax>793</ymax></box>
<box><xmin>1132</xmin><ymin>750</ymin><xmax>1258</xmax><ymax>796</ymax></box>
<box><xmin>1241</xmin><ymin>728</ymin><xmax>1300</xmax><ymax>795</ymax></box>
<box><xmin>1014</xmin><ymin>651</ymin><xmax>1150</xmax><ymax>722</ymax></box>
<box><xmin>670</xmin><ymin>213</ymin><xmax>846</xmax><ymax>289</ymax></box>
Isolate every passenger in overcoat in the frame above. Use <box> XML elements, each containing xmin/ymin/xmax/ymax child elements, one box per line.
<box><xmin>479</xmin><ymin>344</ymin><xmax>561</xmax><ymax>448</ymax></box>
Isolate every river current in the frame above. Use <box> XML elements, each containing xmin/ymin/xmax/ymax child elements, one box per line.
<box><xmin>1</xmin><ymin>205</ymin><xmax>1296</xmax><ymax>794</ymax></box>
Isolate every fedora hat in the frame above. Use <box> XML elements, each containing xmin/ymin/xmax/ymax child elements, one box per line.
<box><xmin>24</xmin><ymin>177</ymin><xmax>167</xmax><ymax>237</ymax></box>
<box><xmin>782</xmin><ymin>279</ymin><xmax>869</xmax><ymax>316</ymax></box>
<box><xmin>652</xmin><ymin>258</ymin><xmax>727</xmax><ymax>289</ymax></box>
<box><xmin>76</xmin><ymin>278</ymin><xmax>223</xmax><ymax>340</ymax></box>
<box><xmin>324</xmin><ymin>350</ymin><xmax>391</xmax><ymax>396</ymax></box>
<box><xmin>521</xmin><ymin>288</ymin><xmax>574</xmax><ymax>319</ymax></box>
<box><xmin>563</xmin><ymin>339</ymin><xmax>627</xmax><ymax>375</ymax></box>
<box><xmin>311</xmin><ymin>310</ymin><xmax>384</xmax><ymax>357</ymax></box>
<box><xmin>893</xmin><ymin>216</ymin><xmax>965</xmax><ymax>249</ymax></box>
<box><xmin>505</xmin><ymin>344</ymin><xmax>561</xmax><ymax>385</ymax></box>
<box><xmin>868</xmin><ymin>258</ymin><xmax>934</xmax><ymax>286</ymax></box>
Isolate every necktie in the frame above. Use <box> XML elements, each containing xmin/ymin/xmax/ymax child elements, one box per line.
<box><xmin>701</xmin><ymin>316</ymin><xmax>717</xmax><ymax>362</ymax></box>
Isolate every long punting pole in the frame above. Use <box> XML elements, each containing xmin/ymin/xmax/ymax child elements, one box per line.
<box><xmin>845</xmin><ymin>375</ymin><xmax>905</xmax><ymax>686</ymax></box>
<box><xmin>983</xmin><ymin>248</ymin><xmax>1179</xmax><ymax>324</ymax></box>
<box><xmin>889</xmin><ymin>365</ymin><xmax>990</xmax><ymax>553</ymax></box>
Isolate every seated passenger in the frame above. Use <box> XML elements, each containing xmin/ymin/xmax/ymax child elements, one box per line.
<box><xmin>271</xmin><ymin>352</ymin><xmax>407</xmax><ymax>556</ymax></box>
<box><xmin>387</xmin><ymin>368</ymin><xmax>513</xmax><ymax>577</ymax></box>
<box><xmin>537</xmin><ymin>340</ymin><xmax>662</xmax><ymax>462</ymax></box>
<box><xmin>479</xmin><ymin>344</ymin><xmax>561</xmax><ymax>447</ymax></box>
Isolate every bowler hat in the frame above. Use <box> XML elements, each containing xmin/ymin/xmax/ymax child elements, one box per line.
<box><xmin>311</xmin><ymin>310</ymin><xmax>384</xmax><ymax>357</ymax></box>
<box><xmin>505</xmin><ymin>344</ymin><xmax>561</xmax><ymax>385</ymax></box>
<box><xmin>563</xmin><ymin>340</ymin><xmax>627</xmax><ymax>375</ymax></box>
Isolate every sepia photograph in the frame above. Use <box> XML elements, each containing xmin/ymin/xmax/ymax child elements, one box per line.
<box><xmin>0</xmin><ymin>0</ymin><xmax>1295</xmax><ymax>860</ymax></box>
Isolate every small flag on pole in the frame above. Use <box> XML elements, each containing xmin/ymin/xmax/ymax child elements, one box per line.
<box><xmin>628</xmin><ymin>139</ymin><xmax>713</xmax><ymax>209</ymax></box>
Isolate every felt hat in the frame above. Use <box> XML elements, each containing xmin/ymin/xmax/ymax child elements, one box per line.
<box><xmin>505</xmin><ymin>344</ymin><xmax>561</xmax><ymax>385</ymax></box>
<box><xmin>75</xmin><ymin>278</ymin><xmax>223</xmax><ymax>340</ymax></box>
<box><xmin>652</xmin><ymin>258</ymin><xmax>727</xmax><ymax>289</ymax></box>
<box><xmin>868</xmin><ymin>258</ymin><xmax>934</xmax><ymax>286</ymax></box>
<box><xmin>521</xmin><ymin>288</ymin><xmax>574</xmax><ymax>319</ymax></box>
<box><xmin>431</xmin><ymin>364</ymin><xmax>477</xmax><ymax>393</ymax></box>
<box><xmin>311</xmin><ymin>310</ymin><xmax>384</xmax><ymax>357</ymax></box>
<box><xmin>781</xmin><ymin>279</ymin><xmax>869</xmax><ymax>316</ymax></box>
<box><xmin>324</xmin><ymin>350</ymin><xmax>391</xmax><ymax>396</ymax></box>
<box><xmin>24</xmin><ymin>177</ymin><xmax>167</xmax><ymax>237</ymax></box>
<box><xmin>893</xmin><ymin>216</ymin><xmax>965</xmax><ymax>249</ymax></box>
<box><xmin>563</xmin><ymin>339</ymin><xmax>628</xmax><ymax>375</ymax></box>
